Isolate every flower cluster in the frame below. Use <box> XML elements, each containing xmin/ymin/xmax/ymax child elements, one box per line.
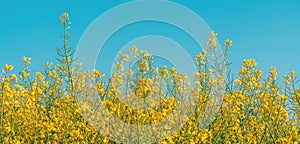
<box><xmin>0</xmin><ymin>12</ymin><xmax>299</xmax><ymax>143</ymax></box>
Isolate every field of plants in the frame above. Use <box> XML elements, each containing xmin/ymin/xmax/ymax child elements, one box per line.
<box><xmin>1</xmin><ymin>12</ymin><xmax>300</xmax><ymax>144</ymax></box>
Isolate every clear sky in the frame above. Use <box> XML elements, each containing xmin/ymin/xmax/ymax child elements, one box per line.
<box><xmin>1</xmin><ymin>0</ymin><xmax>300</xmax><ymax>80</ymax></box>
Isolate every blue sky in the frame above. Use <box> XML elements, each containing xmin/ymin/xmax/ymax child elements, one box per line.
<box><xmin>0</xmin><ymin>0</ymin><xmax>300</xmax><ymax>80</ymax></box>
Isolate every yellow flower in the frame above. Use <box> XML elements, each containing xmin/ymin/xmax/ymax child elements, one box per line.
<box><xmin>224</xmin><ymin>39</ymin><xmax>233</xmax><ymax>47</ymax></box>
<box><xmin>62</xmin><ymin>12</ymin><xmax>68</xmax><ymax>17</ymax></box>
<box><xmin>290</xmin><ymin>71</ymin><xmax>295</xmax><ymax>77</ymax></box>
<box><xmin>94</xmin><ymin>69</ymin><xmax>101</xmax><ymax>77</ymax></box>
<box><xmin>4</xmin><ymin>64</ymin><xmax>13</xmax><ymax>71</ymax></box>
<box><xmin>22</xmin><ymin>56</ymin><xmax>31</xmax><ymax>63</ymax></box>
<box><xmin>202</xmin><ymin>48</ymin><xmax>207</xmax><ymax>54</ymax></box>
<box><xmin>269</xmin><ymin>67</ymin><xmax>277</xmax><ymax>80</ymax></box>
<box><xmin>130</xmin><ymin>46</ymin><xmax>138</xmax><ymax>52</ymax></box>
<box><xmin>208</xmin><ymin>31</ymin><xmax>217</xmax><ymax>37</ymax></box>
<box><xmin>170</xmin><ymin>67</ymin><xmax>177</xmax><ymax>73</ymax></box>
